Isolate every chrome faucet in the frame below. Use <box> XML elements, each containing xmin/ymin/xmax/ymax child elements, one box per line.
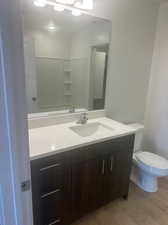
<box><xmin>77</xmin><ymin>112</ymin><xmax>88</xmax><ymax>125</ymax></box>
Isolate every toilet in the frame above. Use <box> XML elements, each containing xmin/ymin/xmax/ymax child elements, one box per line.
<box><xmin>129</xmin><ymin>123</ymin><xmax>168</xmax><ymax>192</ymax></box>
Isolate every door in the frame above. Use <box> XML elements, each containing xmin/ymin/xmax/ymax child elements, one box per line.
<box><xmin>36</xmin><ymin>58</ymin><xmax>65</xmax><ymax>112</ymax></box>
<box><xmin>104</xmin><ymin>149</ymin><xmax>133</xmax><ymax>203</ymax></box>
<box><xmin>0</xmin><ymin>0</ymin><xmax>33</xmax><ymax>225</ymax></box>
<box><xmin>71</xmin><ymin>157</ymin><xmax>105</xmax><ymax>221</ymax></box>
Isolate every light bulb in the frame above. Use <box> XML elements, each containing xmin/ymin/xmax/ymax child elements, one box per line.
<box><xmin>71</xmin><ymin>9</ymin><xmax>82</xmax><ymax>16</ymax></box>
<box><xmin>33</xmin><ymin>0</ymin><xmax>46</xmax><ymax>7</ymax></box>
<box><xmin>54</xmin><ymin>5</ymin><xmax>65</xmax><ymax>11</ymax></box>
<box><xmin>75</xmin><ymin>0</ymin><xmax>93</xmax><ymax>10</ymax></box>
<box><xmin>56</xmin><ymin>0</ymin><xmax>75</xmax><ymax>4</ymax></box>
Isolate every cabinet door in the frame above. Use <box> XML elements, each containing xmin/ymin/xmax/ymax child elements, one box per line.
<box><xmin>71</xmin><ymin>157</ymin><xmax>105</xmax><ymax>221</ymax></box>
<box><xmin>104</xmin><ymin>148</ymin><xmax>133</xmax><ymax>203</ymax></box>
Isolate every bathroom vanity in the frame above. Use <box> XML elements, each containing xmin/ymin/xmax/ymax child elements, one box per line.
<box><xmin>29</xmin><ymin>117</ymin><xmax>135</xmax><ymax>225</ymax></box>
<box><xmin>23</xmin><ymin>2</ymin><xmax>136</xmax><ymax>225</ymax></box>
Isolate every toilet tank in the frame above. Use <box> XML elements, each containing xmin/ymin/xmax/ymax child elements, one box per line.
<box><xmin>129</xmin><ymin>123</ymin><xmax>144</xmax><ymax>152</ymax></box>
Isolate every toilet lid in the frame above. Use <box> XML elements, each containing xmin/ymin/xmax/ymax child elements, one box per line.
<box><xmin>135</xmin><ymin>152</ymin><xmax>168</xmax><ymax>169</ymax></box>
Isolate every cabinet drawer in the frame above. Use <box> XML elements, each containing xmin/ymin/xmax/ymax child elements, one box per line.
<box><xmin>40</xmin><ymin>190</ymin><xmax>64</xmax><ymax>225</ymax></box>
<box><xmin>39</xmin><ymin>162</ymin><xmax>65</xmax><ymax>195</ymax></box>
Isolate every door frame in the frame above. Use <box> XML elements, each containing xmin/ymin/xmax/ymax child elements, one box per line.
<box><xmin>89</xmin><ymin>44</ymin><xmax>109</xmax><ymax>110</ymax></box>
<box><xmin>0</xmin><ymin>0</ymin><xmax>33</xmax><ymax>225</ymax></box>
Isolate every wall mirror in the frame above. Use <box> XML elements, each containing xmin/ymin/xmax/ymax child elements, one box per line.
<box><xmin>22</xmin><ymin>1</ymin><xmax>111</xmax><ymax>116</ymax></box>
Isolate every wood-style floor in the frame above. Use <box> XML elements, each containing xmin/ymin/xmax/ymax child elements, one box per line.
<box><xmin>73</xmin><ymin>178</ymin><xmax>168</xmax><ymax>225</ymax></box>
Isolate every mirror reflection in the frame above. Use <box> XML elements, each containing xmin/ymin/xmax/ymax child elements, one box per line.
<box><xmin>22</xmin><ymin>2</ymin><xmax>111</xmax><ymax>115</ymax></box>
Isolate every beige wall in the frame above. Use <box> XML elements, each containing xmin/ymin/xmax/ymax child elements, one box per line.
<box><xmin>143</xmin><ymin>2</ymin><xmax>168</xmax><ymax>158</ymax></box>
<box><xmin>92</xmin><ymin>0</ymin><xmax>159</xmax><ymax>123</ymax></box>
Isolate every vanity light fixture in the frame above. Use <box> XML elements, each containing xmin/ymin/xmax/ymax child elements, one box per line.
<box><xmin>75</xmin><ymin>0</ymin><xmax>93</xmax><ymax>10</ymax></box>
<box><xmin>33</xmin><ymin>0</ymin><xmax>93</xmax><ymax>16</ymax></box>
<box><xmin>33</xmin><ymin>0</ymin><xmax>46</xmax><ymax>7</ymax></box>
<box><xmin>71</xmin><ymin>9</ymin><xmax>82</xmax><ymax>16</ymax></box>
<box><xmin>54</xmin><ymin>4</ymin><xmax>65</xmax><ymax>11</ymax></box>
<box><xmin>56</xmin><ymin>0</ymin><xmax>75</xmax><ymax>4</ymax></box>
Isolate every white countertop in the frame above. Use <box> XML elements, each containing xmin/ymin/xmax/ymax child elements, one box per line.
<box><xmin>29</xmin><ymin>117</ymin><xmax>136</xmax><ymax>160</ymax></box>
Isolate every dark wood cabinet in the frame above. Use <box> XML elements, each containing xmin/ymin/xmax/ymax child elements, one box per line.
<box><xmin>103</xmin><ymin>148</ymin><xmax>133</xmax><ymax>204</ymax></box>
<box><xmin>71</xmin><ymin>157</ymin><xmax>105</xmax><ymax>221</ymax></box>
<box><xmin>31</xmin><ymin>135</ymin><xmax>134</xmax><ymax>225</ymax></box>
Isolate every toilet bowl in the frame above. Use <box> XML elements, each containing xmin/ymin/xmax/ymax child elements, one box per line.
<box><xmin>132</xmin><ymin>151</ymin><xmax>168</xmax><ymax>192</ymax></box>
<box><xmin>129</xmin><ymin>123</ymin><xmax>168</xmax><ymax>192</ymax></box>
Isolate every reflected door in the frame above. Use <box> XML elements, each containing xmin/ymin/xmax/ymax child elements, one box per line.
<box><xmin>36</xmin><ymin>57</ymin><xmax>65</xmax><ymax>111</ymax></box>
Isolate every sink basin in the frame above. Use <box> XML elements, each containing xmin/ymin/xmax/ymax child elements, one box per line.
<box><xmin>70</xmin><ymin>122</ymin><xmax>114</xmax><ymax>137</ymax></box>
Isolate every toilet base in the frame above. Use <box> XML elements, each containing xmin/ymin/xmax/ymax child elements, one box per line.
<box><xmin>131</xmin><ymin>165</ymin><xmax>158</xmax><ymax>192</ymax></box>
